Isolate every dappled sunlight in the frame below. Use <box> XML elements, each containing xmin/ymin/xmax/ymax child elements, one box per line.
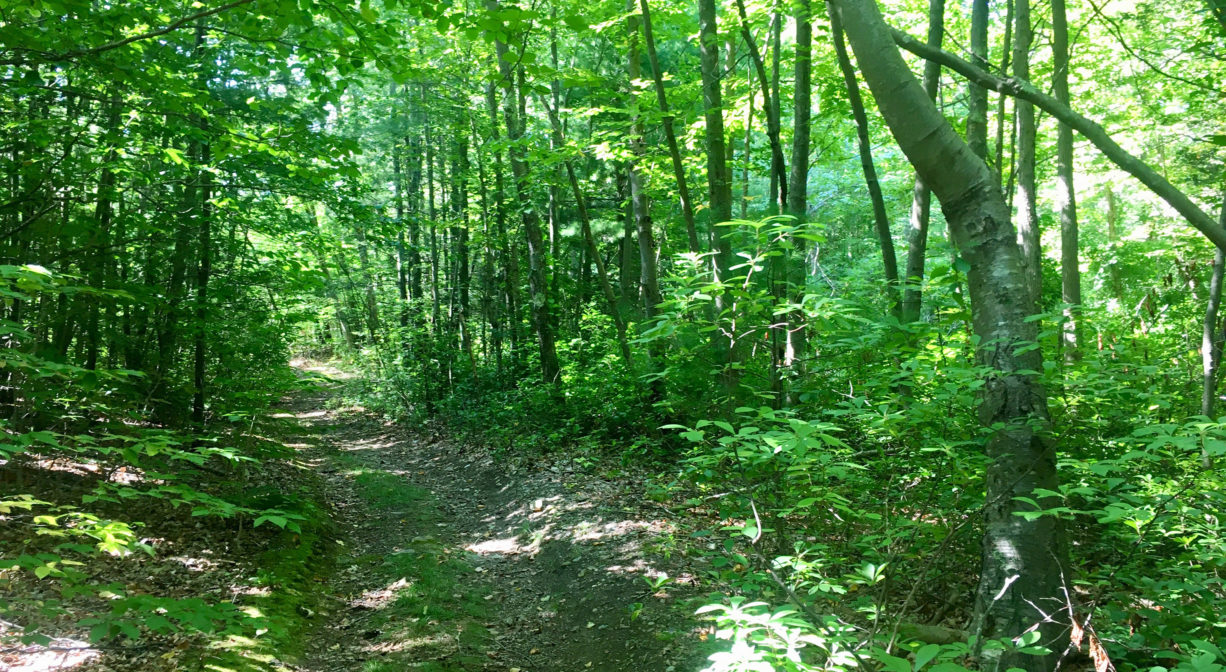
<box><xmin>336</xmin><ymin>436</ymin><xmax>397</xmax><ymax>453</ymax></box>
<box><xmin>466</xmin><ymin>535</ymin><xmax>531</xmax><ymax>555</ymax></box>
<box><xmin>0</xmin><ymin>621</ymin><xmax>97</xmax><ymax>672</ymax></box>
<box><xmin>353</xmin><ymin>576</ymin><xmax>415</xmax><ymax>610</ymax></box>
<box><xmin>169</xmin><ymin>554</ymin><xmax>223</xmax><ymax>572</ymax></box>
<box><xmin>289</xmin><ymin>359</ymin><xmax>356</xmax><ymax>380</ymax></box>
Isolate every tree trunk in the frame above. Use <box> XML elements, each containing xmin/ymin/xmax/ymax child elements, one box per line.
<box><xmin>1104</xmin><ymin>187</ymin><xmax>1124</xmax><ymax>305</ymax></box>
<box><xmin>994</xmin><ymin>0</ymin><xmax>1014</xmax><ymax>184</ymax></box>
<box><xmin>1053</xmin><ymin>0</ymin><xmax>1081</xmax><ymax>359</ymax></box>
<box><xmin>639</xmin><ymin>0</ymin><xmax>701</xmax><ymax>253</ymax></box>
<box><xmin>698</xmin><ymin>0</ymin><xmax>738</xmax><ymax>392</ymax></box>
<box><xmin>489</xmin><ymin>0</ymin><xmax>562</xmax><ymax>387</ymax></box>
<box><xmin>626</xmin><ymin>2</ymin><xmax>664</xmax><ymax>338</ymax></box>
<box><xmin>734</xmin><ymin>0</ymin><xmax>787</xmax><ymax>214</ymax></box>
<box><xmin>1009</xmin><ymin>0</ymin><xmax>1042</xmax><ymax>301</ymax></box>
<box><xmin>832</xmin><ymin>2</ymin><xmax>1069</xmax><ymax>669</ymax></box>
<box><xmin>901</xmin><ymin>0</ymin><xmax>944</xmax><ymax>325</ymax></box>
<box><xmin>1202</xmin><ymin>193</ymin><xmax>1226</xmax><ymax>469</ymax></box>
<box><xmin>966</xmin><ymin>0</ymin><xmax>989</xmax><ymax>161</ymax></box>
<box><xmin>829</xmin><ymin>4</ymin><xmax>901</xmax><ymax>317</ymax></box>
<box><xmin>784</xmin><ymin>0</ymin><xmax>812</xmax><ymax>398</ymax></box>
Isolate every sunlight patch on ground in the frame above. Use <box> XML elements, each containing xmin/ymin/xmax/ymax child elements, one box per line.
<box><xmin>362</xmin><ymin>633</ymin><xmax>447</xmax><ymax>655</ymax></box>
<box><xmin>0</xmin><ymin>621</ymin><xmax>97</xmax><ymax>672</ymax></box>
<box><xmin>169</xmin><ymin>555</ymin><xmax>221</xmax><ymax>572</ymax></box>
<box><xmin>337</xmin><ymin>436</ymin><xmax>397</xmax><ymax>452</ymax></box>
<box><xmin>353</xmin><ymin>577</ymin><xmax>414</xmax><ymax>609</ymax></box>
<box><xmin>466</xmin><ymin>536</ymin><xmax>530</xmax><ymax>555</ymax></box>
<box><xmin>289</xmin><ymin>358</ymin><xmax>356</xmax><ymax>380</ymax></box>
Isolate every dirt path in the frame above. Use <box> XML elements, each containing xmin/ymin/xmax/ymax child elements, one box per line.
<box><xmin>287</xmin><ymin>366</ymin><xmax>712</xmax><ymax>672</ymax></box>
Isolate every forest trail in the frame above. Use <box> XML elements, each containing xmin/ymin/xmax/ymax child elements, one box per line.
<box><xmin>286</xmin><ymin>363</ymin><xmax>709</xmax><ymax>672</ymax></box>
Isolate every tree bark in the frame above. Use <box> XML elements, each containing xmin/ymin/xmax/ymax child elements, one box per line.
<box><xmin>901</xmin><ymin>0</ymin><xmax>944</xmax><ymax>325</ymax></box>
<box><xmin>832</xmin><ymin>2</ymin><xmax>1068</xmax><ymax>669</ymax></box>
<box><xmin>626</xmin><ymin>3</ymin><xmax>664</xmax><ymax>337</ymax></box>
<box><xmin>639</xmin><ymin>0</ymin><xmax>701</xmax><ymax>253</ymax></box>
<box><xmin>829</xmin><ymin>4</ymin><xmax>901</xmax><ymax>316</ymax></box>
<box><xmin>966</xmin><ymin>0</ymin><xmax>989</xmax><ymax>160</ymax></box>
<box><xmin>784</xmin><ymin>0</ymin><xmax>812</xmax><ymax>394</ymax></box>
<box><xmin>1202</xmin><ymin>193</ymin><xmax>1226</xmax><ymax>469</ymax></box>
<box><xmin>1012</xmin><ymin>0</ymin><xmax>1041</xmax><ymax>301</ymax></box>
<box><xmin>488</xmin><ymin>0</ymin><xmax>562</xmax><ymax>387</ymax></box>
<box><xmin>1053</xmin><ymin>0</ymin><xmax>1082</xmax><ymax>358</ymax></box>
<box><xmin>699</xmin><ymin>0</ymin><xmax>738</xmax><ymax>393</ymax></box>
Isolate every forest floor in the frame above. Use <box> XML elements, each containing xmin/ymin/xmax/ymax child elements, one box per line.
<box><xmin>285</xmin><ymin>361</ymin><xmax>714</xmax><ymax>672</ymax></box>
<box><xmin>4</xmin><ymin>363</ymin><xmax>715</xmax><ymax>672</ymax></box>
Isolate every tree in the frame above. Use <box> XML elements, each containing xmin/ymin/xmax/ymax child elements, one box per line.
<box><xmin>901</xmin><ymin>0</ymin><xmax>944</xmax><ymax>325</ymax></box>
<box><xmin>1054</xmin><ymin>0</ymin><xmax>1082</xmax><ymax>357</ymax></box>
<box><xmin>487</xmin><ymin>0</ymin><xmax>562</xmax><ymax>387</ymax></box>
<box><xmin>831</xmin><ymin>0</ymin><xmax>1069</xmax><ymax>668</ymax></box>
<box><xmin>698</xmin><ymin>0</ymin><xmax>738</xmax><ymax>391</ymax></box>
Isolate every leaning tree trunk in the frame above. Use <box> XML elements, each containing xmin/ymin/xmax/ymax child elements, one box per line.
<box><xmin>734</xmin><ymin>0</ymin><xmax>787</xmax><ymax>213</ymax></box>
<box><xmin>537</xmin><ymin>95</ymin><xmax>634</xmax><ymax>368</ymax></box>
<box><xmin>831</xmin><ymin>1</ymin><xmax>1069</xmax><ymax>670</ymax></box>
<box><xmin>829</xmin><ymin>4</ymin><xmax>900</xmax><ymax>317</ymax></box>
<box><xmin>639</xmin><ymin>0</ymin><xmax>701</xmax><ymax>253</ymax></box>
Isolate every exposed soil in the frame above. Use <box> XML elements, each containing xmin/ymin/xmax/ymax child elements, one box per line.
<box><xmin>2</xmin><ymin>365</ymin><xmax>715</xmax><ymax>672</ymax></box>
<box><xmin>288</xmin><ymin>363</ymin><xmax>712</xmax><ymax>671</ymax></box>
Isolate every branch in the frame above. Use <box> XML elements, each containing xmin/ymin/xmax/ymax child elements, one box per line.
<box><xmin>890</xmin><ymin>26</ymin><xmax>1226</xmax><ymax>251</ymax></box>
<box><xmin>0</xmin><ymin>0</ymin><xmax>256</xmax><ymax>66</ymax></box>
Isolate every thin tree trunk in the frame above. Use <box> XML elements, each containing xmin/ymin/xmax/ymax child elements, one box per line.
<box><xmin>741</xmin><ymin>88</ymin><xmax>753</xmax><ymax>219</ymax></box>
<box><xmin>1054</xmin><ymin>0</ymin><xmax>1081</xmax><ymax>358</ymax></box>
<box><xmin>784</xmin><ymin>0</ymin><xmax>812</xmax><ymax>400</ymax></box>
<box><xmin>538</xmin><ymin>96</ymin><xmax>633</xmax><ymax>368</ymax></box>
<box><xmin>489</xmin><ymin>0</ymin><xmax>562</xmax><ymax>387</ymax></box>
<box><xmin>967</xmin><ymin>0</ymin><xmax>989</xmax><ymax>160</ymax></box>
<box><xmin>639</xmin><ymin>0</ymin><xmax>700</xmax><ymax>253</ymax></box>
<box><xmin>830</xmin><ymin>4</ymin><xmax>901</xmax><ymax>316</ymax></box>
<box><xmin>699</xmin><ymin>0</ymin><xmax>738</xmax><ymax>393</ymax></box>
<box><xmin>769</xmin><ymin>0</ymin><xmax>782</xmax><ymax>211</ymax></box>
<box><xmin>626</xmin><ymin>2</ymin><xmax>663</xmax><ymax>338</ymax></box>
<box><xmin>192</xmin><ymin>136</ymin><xmax>211</xmax><ymax>426</ymax></box>
<box><xmin>455</xmin><ymin>128</ymin><xmax>476</xmax><ymax>381</ymax></box>
<box><xmin>191</xmin><ymin>24</ymin><xmax>212</xmax><ymax>426</ymax></box>
<box><xmin>832</xmin><ymin>2</ymin><xmax>1069</xmax><ymax>669</ymax></box>
<box><xmin>901</xmin><ymin>0</ymin><xmax>944</xmax><ymax>325</ymax></box>
<box><xmin>1013</xmin><ymin>0</ymin><xmax>1041</xmax><ymax>301</ymax></box>
<box><xmin>994</xmin><ymin>0</ymin><xmax>1014</xmax><ymax>185</ymax></box>
<box><xmin>1201</xmin><ymin>193</ymin><xmax>1226</xmax><ymax>469</ymax></box>
<box><xmin>1105</xmin><ymin>187</ymin><xmax>1124</xmax><ymax>305</ymax></box>
<box><xmin>394</xmin><ymin>140</ymin><xmax>410</xmax><ymax>337</ymax></box>
<box><xmin>734</xmin><ymin>0</ymin><xmax>787</xmax><ymax>213</ymax></box>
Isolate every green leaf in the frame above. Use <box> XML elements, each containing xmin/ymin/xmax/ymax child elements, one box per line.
<box><xmin>914</xmin><ymin>643</ymin><xmax>941</xmax><ymax>670</ymax></box>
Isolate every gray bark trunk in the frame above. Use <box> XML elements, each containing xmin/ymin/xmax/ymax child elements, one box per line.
<box><xmin>832</xmin><ymin>2</ymin><xmax>1069</xmax><ymax>669</ymax></box>
<box><xmin>1054</xmin><ymin>0</ymin><xmax>1082</xmax><ymax>358</ymax></box>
